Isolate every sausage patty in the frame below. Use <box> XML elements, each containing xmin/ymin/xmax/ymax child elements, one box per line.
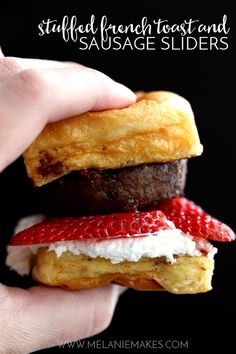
<box><xmin>38</xmin><ymin>160</ymin><xmax>187</xmax><ymax>216</ymax></box>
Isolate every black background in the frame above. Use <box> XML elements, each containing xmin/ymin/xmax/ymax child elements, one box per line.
<box><xmin>0</xmin><ymin>1</ymin><xmax>235</xmax><ymax>353</ymax></box>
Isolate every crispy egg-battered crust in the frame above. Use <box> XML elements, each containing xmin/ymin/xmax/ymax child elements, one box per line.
<box><xmin>24</xmin><ymin>91</ymin><xmax>203</xmax><ymax>186</ymax></box>
<box><xmin>32</xmin><ymin>249</ymin><xmax>214</xmax><ymax>294</ymax></box>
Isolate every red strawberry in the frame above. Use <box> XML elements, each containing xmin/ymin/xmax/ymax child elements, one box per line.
<box><xmin>158</xmin><ymin>197</ymin><xmax>235</xmax><ymax>242</ymax></box>
<box><xmin>10</xmin><ymin>210</ymin><xmax>172</xmax><ymax>246</ymax></box>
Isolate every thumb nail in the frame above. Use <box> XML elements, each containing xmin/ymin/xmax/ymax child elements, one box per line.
<box><xmin>115</xmin><ymin>82</ymin><xmax>136</xmax><ymax>101</ymax></box>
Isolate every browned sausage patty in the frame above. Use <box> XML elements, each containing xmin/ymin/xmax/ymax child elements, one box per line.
<box><xmin>38</xmin><ymin>160</ymin><xmax>187</xmax><ymax>216</ymax></box>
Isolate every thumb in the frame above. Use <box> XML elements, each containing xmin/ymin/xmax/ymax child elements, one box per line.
<box><xmin>0</xmin><ymin>64</ymin><xmax>135</xmax><ymax>172</ymax></box>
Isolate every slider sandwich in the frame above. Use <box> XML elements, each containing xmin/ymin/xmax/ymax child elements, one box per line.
<box><xmin>6</xmin><ymin>91</ymin><xmax>235</xmax><ymax>294</ymax></box>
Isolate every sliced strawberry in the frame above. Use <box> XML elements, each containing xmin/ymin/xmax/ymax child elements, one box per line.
<box><xmin>10</xmin><ymin>210</ymin><xmax>172</xmax><ymax>246</ymax></box>
<box><xmin>159</xmin><ymin>197</ymin><xmax>235</xmax><ymax>242</ymax></box>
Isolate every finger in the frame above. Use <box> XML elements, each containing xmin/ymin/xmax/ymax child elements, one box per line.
<box><xmin>0</xmin><ymin>284</ymin><xmax>124</xmax><ymax>353</ymax></box>
<box><xmin>0</xmin><ymin>56</ymin><xmax>84</xmax><ymax>81</ymax></box>
<box><xmin>0</xmin><ymin>66</ymin><xmax>135</xmax><ymax>171</ymax></box>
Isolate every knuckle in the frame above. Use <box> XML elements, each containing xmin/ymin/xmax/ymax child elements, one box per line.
<box><xmin>13</xmin><ymin>68</ymin><xmax>47</xmax><ymax>100</ymax></box>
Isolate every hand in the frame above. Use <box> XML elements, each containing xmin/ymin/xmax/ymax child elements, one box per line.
<box><xmin>0</xmin><ymin>48</ymin><xmax>135</xmax><ymax>171</ymax></box>
<box><xmin>0</xmin><ymin>49</ymin><xmax>135</xmax><ymax>352</ymax></box>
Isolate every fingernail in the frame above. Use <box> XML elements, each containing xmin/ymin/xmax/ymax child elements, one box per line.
<box><xmin>115</xmin><ymin>82</ymin><xmax>136</xmax><ymax>102</ymax></box>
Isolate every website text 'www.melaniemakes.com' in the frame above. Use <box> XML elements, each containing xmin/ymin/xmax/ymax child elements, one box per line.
<box><xmin>57</xmin><ymin>338</ymin><xmax>189</xmax><ymax>350</ymax></box>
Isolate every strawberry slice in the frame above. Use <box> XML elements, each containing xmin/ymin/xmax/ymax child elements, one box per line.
<box><xmin>10</xmin><ymin>210</ymin><xmax>172</xmax><ymax>246</ymax></box>
<box><xmin>158</xmin><ymin>197</ymin><xmax>235</xmax><ymax>242</ymax></box>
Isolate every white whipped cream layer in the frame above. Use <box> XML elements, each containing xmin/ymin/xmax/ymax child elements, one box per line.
<box><xmin>6</xmin><ymin>215</ymin><xmax>217</xmax><ymax>276</ymax></box>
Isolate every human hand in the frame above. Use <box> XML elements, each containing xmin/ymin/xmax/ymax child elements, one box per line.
<box><xmin>0</xmin><ymin>48</ymin><xmax>135</xmax><ymax>171</ymax></box>
<box><xmin>0</xmin><ymin>48</ymin><xmax>135</xmax><ymax>353</ymax></box>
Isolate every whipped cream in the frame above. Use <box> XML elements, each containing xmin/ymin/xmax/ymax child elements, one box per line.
<box><xmin>6</xmin><ymin>215</ymin><xmax>217</xmax><ymax>276</ymax></box>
